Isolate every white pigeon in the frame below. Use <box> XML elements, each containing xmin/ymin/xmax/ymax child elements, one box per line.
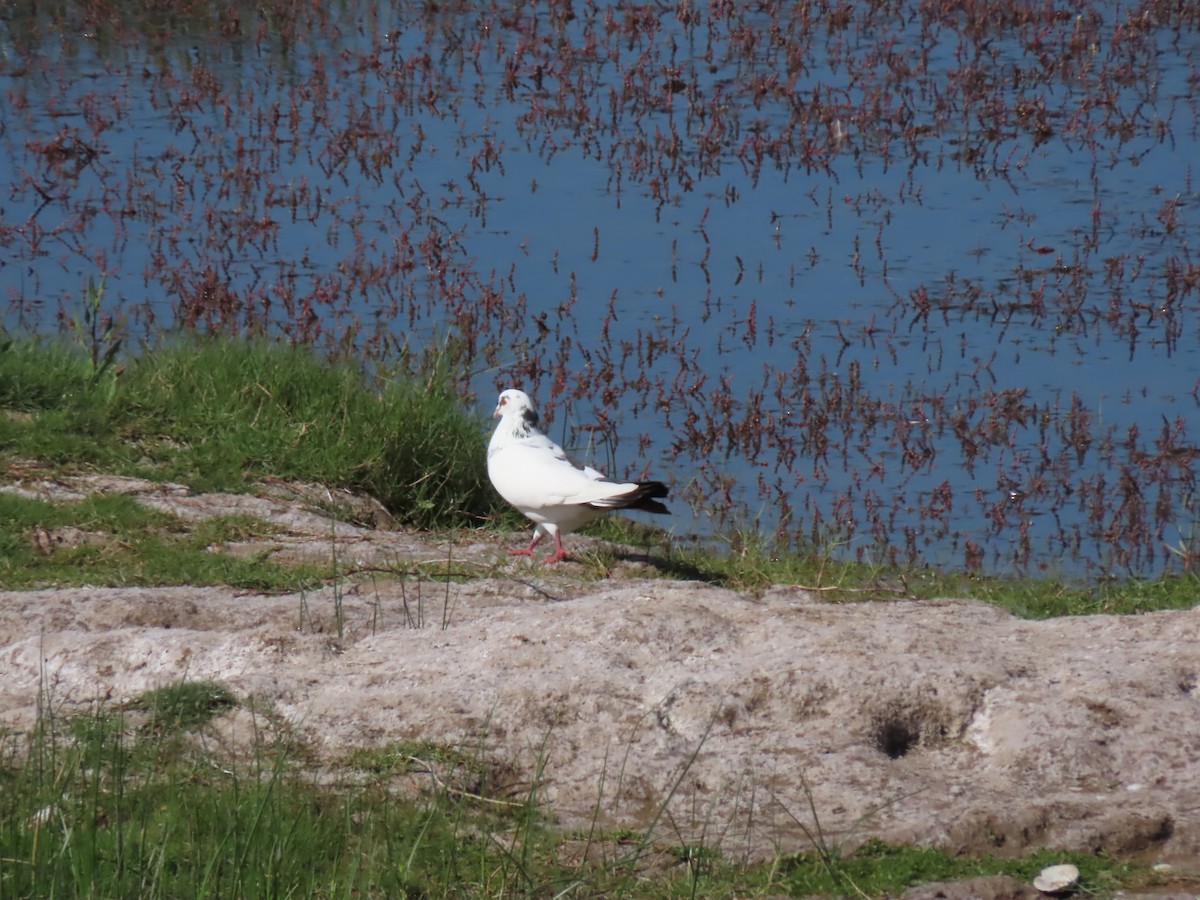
<box><xmin>487</xmin><ymin>389</ymin><xmax>669</xmax><ymax>564</ymax></box>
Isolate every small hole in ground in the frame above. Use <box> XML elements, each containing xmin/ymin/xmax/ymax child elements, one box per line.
<box><xmin>875</xmin><ymin>718</ymin><xmax>918</xmax><ymax>759</ymax></box>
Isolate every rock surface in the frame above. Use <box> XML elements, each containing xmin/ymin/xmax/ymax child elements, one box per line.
<box><xmin>1</xmin><ymin>475</ymin><xmax>1199</xmax><ymax>881</ymax></box>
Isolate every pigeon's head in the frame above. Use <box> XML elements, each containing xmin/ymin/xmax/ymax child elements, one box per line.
<box><xmin>493</xmin><ymin>389</ymin><xmax>538</xmax><ymax>427</ymax></box>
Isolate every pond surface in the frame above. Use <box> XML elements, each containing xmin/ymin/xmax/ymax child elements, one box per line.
<box><xmin>3</xmin><ymin>0</ymin><xmax>1199</xmax><ymax>578</ymax></box>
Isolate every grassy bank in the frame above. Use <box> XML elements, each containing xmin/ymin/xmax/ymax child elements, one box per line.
<box><xmin>0</xmin><ymin>680</ymin><xmax>1139</xmax><ymax>899</ymax></box>
<box><xmin>0</xmin><ymin>334</ymin><xmax>496</xmax><ymax>529</ymax></box>
<box><xmin>2</xmin><ymin>334</ymin><xmax>1198</xmax><ymax>613</ymax></box>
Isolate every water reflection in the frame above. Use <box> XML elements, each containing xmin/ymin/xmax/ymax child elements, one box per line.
<box><xmin>2</xmin><ymin>0</ymin><xmax>1197</xmax><ymax>578</ymax></box>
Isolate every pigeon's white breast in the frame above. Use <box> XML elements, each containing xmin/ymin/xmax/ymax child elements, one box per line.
<box><xmin>488</xmin><ymin>438</ymin><xmax>637</xmax><ymax>509</ymax></box>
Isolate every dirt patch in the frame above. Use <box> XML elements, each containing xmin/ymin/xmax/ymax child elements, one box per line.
<box><xmin>1</xmin><ymin>476</ymin><xmax>1199</xmax><ymax>875</ymax></box>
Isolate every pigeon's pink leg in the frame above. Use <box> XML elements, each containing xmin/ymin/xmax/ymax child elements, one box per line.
<box><xmin>509</xmin><ymin>532</ymin><xmax>541</xmax><ymax>557</ymax></box>
<box><xmin>541</xmin><ymin>533</ymin><xmax>570</xmax><ymax>565</ymax></box>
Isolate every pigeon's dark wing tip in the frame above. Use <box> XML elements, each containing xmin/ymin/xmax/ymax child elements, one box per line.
<box><xmin>589</xmin><ymin>480</ymin><xmax>670</xmax><ymax>514</ymax></box>
<box><xmin>630</xmin><ymin>480</ymin><xmax>670</xmax><ymax>514</ymax></box>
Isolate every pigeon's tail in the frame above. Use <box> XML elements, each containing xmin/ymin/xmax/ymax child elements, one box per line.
<box><xmin>589</xmin><ymin>481</ymin><xmax>670</xmax><ymax>515</ymax></box>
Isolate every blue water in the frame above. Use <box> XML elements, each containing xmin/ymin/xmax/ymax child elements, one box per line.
<box><xmin>2</xmin><ymin>2</ymin><xmax>1198</xmax><ymax>578</ymax></box>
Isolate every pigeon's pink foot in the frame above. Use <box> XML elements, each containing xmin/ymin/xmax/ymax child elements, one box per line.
<box><xmin>509</xmin><ymin>535</ymin><xmax>540</xmax><ymax>557</ymax></box>
<box><xmin>540</xmin><ymin>535</ymin><xmax>570</xmax><ymax>565</ymax></box>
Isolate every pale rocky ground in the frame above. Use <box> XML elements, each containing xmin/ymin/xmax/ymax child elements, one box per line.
<box><xmin>2</xmin><ymin>474</ymin><xmax>1198</xmax><ymax>898</ymax></box>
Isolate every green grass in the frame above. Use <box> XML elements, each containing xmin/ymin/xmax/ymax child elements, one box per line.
<box><xmin>0</xmin><ymin>685</ymin><xmax>1151</xmax><ymax>899</ymax></box>
<box><xmin>0</xmin><ymin>334</ymin><xmax>498</xmax><ymax>530</ymax></box>
<box><xmin>586</xmin><ymin>518</ymin><xmax>1200</xmax><ymax>619</ymax></box>
<box><xmin>127</xmin><ymin>680</ymin><xmax>238</xmax><ymax>732</ymax></box>
<box><xmin>775</xmin><ymin>839</ymin><xmax>1131</xmax><ymax>897</ymax></box>
<box><xmin>0</xmin><ymin>490</ymin><xmax>329</xmax><ymax>590</ymax></box>
<box><xmin>2</xmin><ymin>685</ymin><xmax>516</xmax><ymax>899</ymax></box>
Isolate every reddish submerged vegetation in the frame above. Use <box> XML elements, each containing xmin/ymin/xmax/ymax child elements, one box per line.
<box><xmin>1</xmin><ymin>0</ymin><xmax>1198</xmax><ymax>578</ymax></box>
